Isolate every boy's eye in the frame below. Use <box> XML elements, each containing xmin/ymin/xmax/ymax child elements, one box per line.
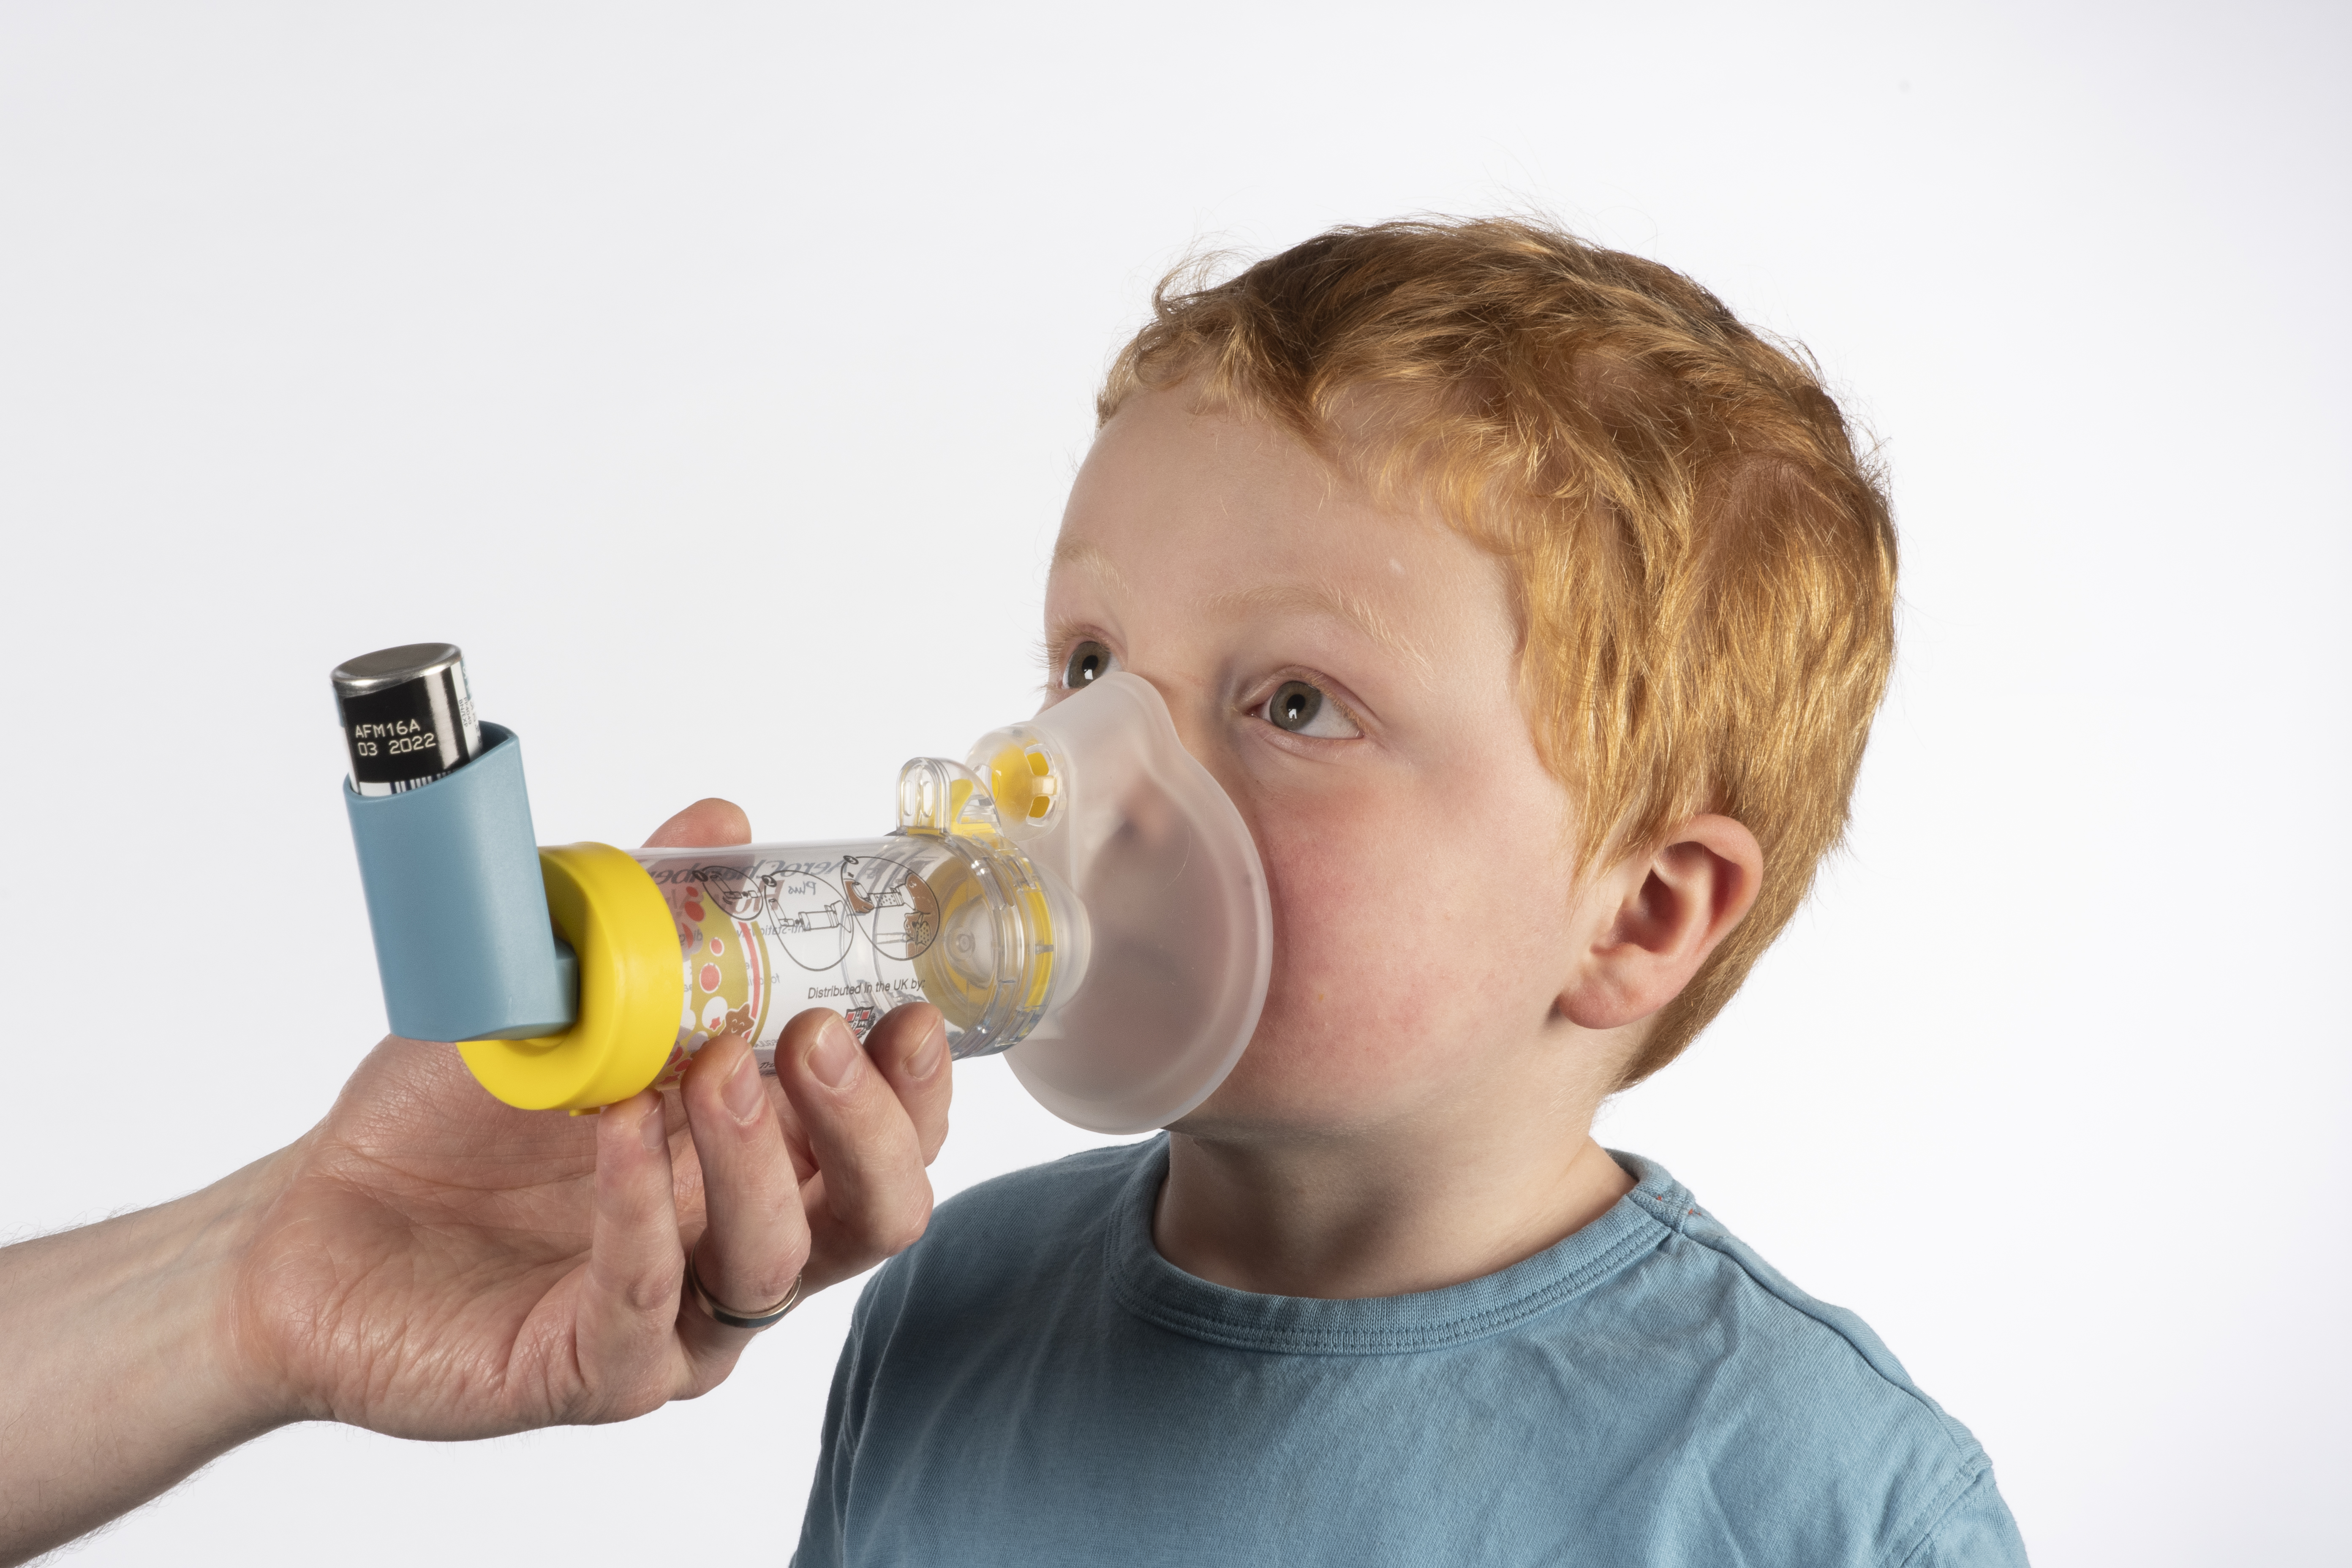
<box><xmin>1062</xmin><ymin>640</ymin><xmax>1119</xmax><ymax>690</ymax></box>
<box><xmin>1259</xmin><ymin>680</ymin><xmax>1358</xmax><ymax>738</ymax></box>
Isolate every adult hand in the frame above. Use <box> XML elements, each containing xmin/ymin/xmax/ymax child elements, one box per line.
<box><xmin>0</xmin><ymin>798</ymin><xmax>950</xmax><ymax>1565</ymax></box>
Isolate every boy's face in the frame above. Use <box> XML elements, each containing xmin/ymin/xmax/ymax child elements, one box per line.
<box><xmin>1044</xmin><ymin>389</ymin><xmax>1612</xmax><ymax>1136</ymax></box>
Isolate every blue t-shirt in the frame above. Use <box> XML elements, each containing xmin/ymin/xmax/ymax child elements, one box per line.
<box><xmin>795</xmin><ymin>1140</ymin><xmax>2027</xmax><ymax>1566</ymax></box>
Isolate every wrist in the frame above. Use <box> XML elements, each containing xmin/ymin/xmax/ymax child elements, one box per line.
<box><xmin>186</xmin><ymin>1142</ymin><xmax>310</xmax><ymax>1434</ymax></box>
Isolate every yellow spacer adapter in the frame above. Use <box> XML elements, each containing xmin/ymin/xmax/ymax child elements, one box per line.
<box><xmin>458</xmin><ymin>842</ymin><xmax>684</xmax><ymax>1113</ymax></box>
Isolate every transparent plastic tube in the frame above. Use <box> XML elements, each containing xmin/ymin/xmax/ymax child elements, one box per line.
<box><xmin>632</xmin><ymin>825</ymin><xmax>1084</xmax><ymax>1084</ymax></box>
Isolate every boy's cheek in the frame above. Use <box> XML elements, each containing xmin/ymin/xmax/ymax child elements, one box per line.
<box><xmin>1213</xmin><ymin>797</ymin><xmax>1546</xmax><ymax>1116</ymax></box>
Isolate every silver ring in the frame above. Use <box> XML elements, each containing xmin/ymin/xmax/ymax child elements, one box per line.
<box><xmin>687</xmin><ymin>1250</ymin><xmax>803</xmax><ymax>1331</ymax></box>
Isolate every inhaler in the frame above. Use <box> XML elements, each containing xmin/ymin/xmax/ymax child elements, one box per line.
<box><xmin>332</xmin><ymin>643</ymin><xmax>1272</xmax><ymax>1134</ymax></box>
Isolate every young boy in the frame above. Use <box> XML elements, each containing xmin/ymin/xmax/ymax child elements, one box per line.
<box><xmin>792</xmin><ymin>219</ymin><xmax>2028</xmax><ymax>1566</ymax></box>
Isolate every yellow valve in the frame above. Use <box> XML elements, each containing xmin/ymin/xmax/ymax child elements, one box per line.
<box><xmin>985</xmin><ymin>743</ymin><xmax>1060</xmax><ymax>826</ymax></box>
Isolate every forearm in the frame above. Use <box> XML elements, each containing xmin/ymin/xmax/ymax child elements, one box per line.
<box><xmin>0</xmin><ymin>1154</ymin><xmax>292</xmax><ymax>1566</ymax></box>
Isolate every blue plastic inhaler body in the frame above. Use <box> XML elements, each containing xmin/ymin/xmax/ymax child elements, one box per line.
<box><xmin>343</xmin><ymin>721</ymin><xmax>577</xmax><ymax>1042</ymax></box>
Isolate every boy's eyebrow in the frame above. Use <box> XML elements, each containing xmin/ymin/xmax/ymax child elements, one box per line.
<box><xmin>1051</xmin><ymin>536</ymin><xmax>1434</xmax><ymax>686</ymax></box>
<box><xmin>1201</xmin><ymin>580</ymin><xmax>1435</xmax><ymax>686</ymax></box>
<box><xmin>1050</xmin><ymin>538</ymin><xmax>1136</xmax><ymax>603</ymax></box>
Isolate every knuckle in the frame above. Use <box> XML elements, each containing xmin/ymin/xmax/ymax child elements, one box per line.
<box><xmin>623</xmin><ymin>1262</ymin><xmax>685</xmax><ymax>1317</ymax></box>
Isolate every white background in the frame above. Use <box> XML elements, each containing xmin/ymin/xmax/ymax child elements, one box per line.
<box><xmin>2</xmin><ymin>3</ymin><xmax>2345</xmax><ymax>1563</ymax></box>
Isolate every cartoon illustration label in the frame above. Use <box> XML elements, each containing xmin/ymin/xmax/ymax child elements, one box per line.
<box><xmin>634</xmin><ymin>843</ymin><xmax>942</xmax><ymax>1083</ymax></box>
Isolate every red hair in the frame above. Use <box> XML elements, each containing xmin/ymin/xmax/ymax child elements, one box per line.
<box><xmin>1100</xmin><ymin>218</ymin><xmax>1897</xmax><ymax>1083</ymax></box>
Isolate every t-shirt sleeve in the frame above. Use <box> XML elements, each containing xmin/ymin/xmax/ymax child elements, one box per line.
<box><xmin>1908</xmin><ymin>1465</ymin><xmax>2031</xmax><ymax>1568</ymax></box>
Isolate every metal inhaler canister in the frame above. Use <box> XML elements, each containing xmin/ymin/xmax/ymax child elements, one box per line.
<box><xmin>332</xmin><ymin>642</ymin><xmax>484</xmax><ymax>795</ymax></box>
<box><xmin>335</xmin><ymin>642</ymin><xmax>579</xmax><ymax>1049</ymax></box>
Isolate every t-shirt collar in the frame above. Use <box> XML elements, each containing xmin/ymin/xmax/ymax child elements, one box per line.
<box><xmin>1106</xmin><ymin>1136</ymin><xmax>1692</xmax><ymax>1356</ymax></box>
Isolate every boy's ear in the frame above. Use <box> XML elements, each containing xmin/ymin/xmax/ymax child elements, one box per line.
<box><xmin>1557</xmin><ymin>815</ymin><xmax>1764</xmax><ymax>1032</ymax></box>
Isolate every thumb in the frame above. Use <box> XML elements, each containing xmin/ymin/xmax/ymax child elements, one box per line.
<box><xmin>644</xmin><ymin>798</ymin><xmax>750</xmax><ymax>849</ymax></box>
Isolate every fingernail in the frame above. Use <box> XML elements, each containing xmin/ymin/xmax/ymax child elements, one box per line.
<box><xmin>640</xmin><ymin>1102</ymin><xmax>668</xmax><ymax>1153</ymax></box>
<box><xmin>722</xmin><ymin>1050</ymin><xmax>767</xmax><ymax>1124</ymax></box>
<box><xmin>908</xmin><ymin>1018</ymin><xmax>947</xmax><ymax>1081</ymax></box>
<box><xmin>808</xmin><ymin>1016</ymin><xmax>861</xmax><ymax>1089</ymax></box>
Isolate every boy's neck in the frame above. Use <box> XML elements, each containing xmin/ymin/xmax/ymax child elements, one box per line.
<box><xmin>1151</xmin><ymin>1092</ymin><xmax>1636</xmax><ymax>1300</ymax></box>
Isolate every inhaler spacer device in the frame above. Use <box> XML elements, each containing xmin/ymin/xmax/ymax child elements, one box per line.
<box><xmin>333</xmin><ymin>644</ymin><xmax>1273</xmax><ymax>1134</ymax></box>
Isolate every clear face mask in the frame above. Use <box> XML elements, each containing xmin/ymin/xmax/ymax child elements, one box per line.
<box><xmin>335</xmin><ymin>646</ymin><xmax>1272</xmax><ymax>1134</ymax></box>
